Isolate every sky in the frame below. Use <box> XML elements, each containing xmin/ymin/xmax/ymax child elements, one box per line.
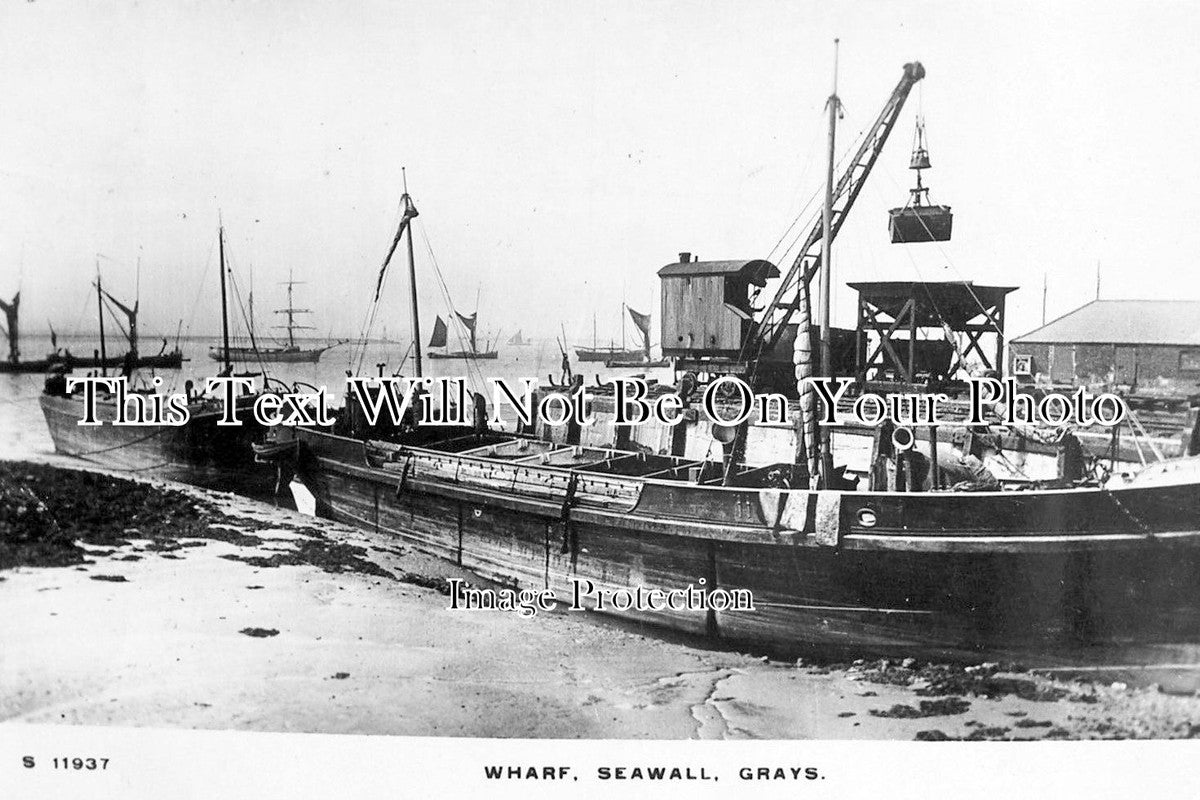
<box><xmin>2</xmin><ymin>0</ymin><xmax>1199</xmax><ymax>347</ymax></box>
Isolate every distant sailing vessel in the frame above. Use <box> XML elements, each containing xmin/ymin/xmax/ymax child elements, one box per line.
<box><xmin>0</xmin><ymin>270</ymin><xmax>185</xmax><ymax>374</ymax></box>
<box><xmin>0</xmin><ymin>292</ymin><xmax>59</xmax><ymax>374</ymax></box>
<box><xmin>602</xmin><ymin>305</ymin><xmax>670</xmax><ymax>367</ymax></box>
<box><xmin>73</xmin><ymin>271</ymin><xmax>184</xmax><ymax>371</ymax></box>
<box><xmin>426</xmin><ymin>311</ymin><xmax>499</xmax><ymax>360</ymax></box>
<box><xmin>508</xmin><ymin>329</ymin><xmax>531</xmax><ymax>346</ymax></box>
<box><xmin>208</xmin><ymin>272</ymin><xmax>344</xmax><ymax>363</ymax></box>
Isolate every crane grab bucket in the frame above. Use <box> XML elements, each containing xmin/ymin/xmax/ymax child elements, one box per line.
<box><xmin>890</xmin><ymin>113</ymin><xmax>953</xmax><ymax>243</ymax></box>
<box><xmin>889</xmin><ymin>204</ymin><xmax>953</xmax><ymax>242</ymax></box>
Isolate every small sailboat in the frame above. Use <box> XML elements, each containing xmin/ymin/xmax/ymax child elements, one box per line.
<box><xmin>508</xmin><ymin>329</ymin><xmax>530</xmax><ymax>347</ymax></box>
<box><xmin>602</xmin><ymin>305</ymin><xmax>669</xmax><ymax>367</ymax></box>
<box><xmin>426</xmin><ymin>311</ymin><xmax>499</xmax><ymax>360</ymax></box>
<box><xmin>209</xmin><ymin>270</ymin><xmax>345</xmax><ymax>363</ymax></box>
<box><xmin>575</xmin><ymin>305</ymin><xmax>649</xmax><ymax>363</ymax></box>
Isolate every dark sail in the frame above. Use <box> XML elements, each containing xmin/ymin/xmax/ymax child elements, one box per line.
<box><xmin>456</xmin><ymin>311</ymin><xmax>478</xmax><ymax>351</ymax></box>
<box><xmin>0</xmin><ymin>292</ymin><xmax>18</xmax><ymax>363</ymax></box>
<box><xmin>455</xmin><ymin>311</ymin><xmax>477</xmax><ymax>333</ymax></box>
<box><xmin>627</xmin><ymin>306</ymin><xmax>651</xmax><ymax>355</ymax></box>
<box><xmin>428</xmin><ymin>315</ymin><xmax>448</xmax><ymax>348</ymax></box>
<box><xmin>627</xmin><ymin>306</ymin><xmax>651</xmax><ymax>336</ymax></box>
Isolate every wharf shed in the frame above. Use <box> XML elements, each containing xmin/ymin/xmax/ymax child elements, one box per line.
<box><xmin>1010</xmin><ymin>299</ymin><xmax>1200</xmax><ymax>393</ymax></box>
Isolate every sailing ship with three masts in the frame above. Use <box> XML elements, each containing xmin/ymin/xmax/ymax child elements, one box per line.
<box><xmin>209</xmin><ymin>270</ymin><xmax>344</xmax><ymax>364</ymax></box>
<box><xmin>256</xmin><ymin>56</ymin><xmax>1200</xmax><ymax>658</ymax></box>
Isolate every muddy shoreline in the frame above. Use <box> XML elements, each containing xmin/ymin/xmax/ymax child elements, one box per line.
<box><xmin>3</xmin><ymin>459</ymin><xmax>1200</xmax><ymax>739</ymax></box>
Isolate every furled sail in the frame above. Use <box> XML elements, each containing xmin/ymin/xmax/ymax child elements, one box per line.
<box><xmin>374</xmin><ymin>193</ymin><xmax>420</xmax><ymax>301</ymax></box>
<box><xmin>428</xmin><ymin>315</ymin><xmax>448</xmax><ymax>348</ymax></box>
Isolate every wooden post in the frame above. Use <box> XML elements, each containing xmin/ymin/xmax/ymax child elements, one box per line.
<box><xmin>929</xmin><ymin>425</ymin><xmax>940</xmax><ymax>489</ymax></box>
<box><xmin>994</xmin><ymin>297</ymin><xmax>1006</xmax><ymax>378</ymax></box>
<box><xmin>907</xmin><ymin>290</ymin><xmax>916</xmax><ymax>385</ymax></box>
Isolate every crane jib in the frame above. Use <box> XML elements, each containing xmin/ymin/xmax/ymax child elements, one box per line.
<box><xmin>751</xmin><ymin>62</ymin><xmax>925</xmax><ymax>355</ymax></box>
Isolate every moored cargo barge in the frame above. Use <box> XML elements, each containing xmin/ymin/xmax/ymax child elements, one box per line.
<box><xmin>270</xmin><ymin>424</ymin><xmax>1200</xmax><ymax>659</ymax></box>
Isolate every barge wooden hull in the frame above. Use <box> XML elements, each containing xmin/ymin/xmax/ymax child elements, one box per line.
<box><xmin>289</xmin><ymin>427</ymin><xmax>1200</xmax><ymax>658</ymax></box>
<box><xmin>39</xmin><ymin>393</ymin><xmax>272</xmax><ymax>492</ymax></box>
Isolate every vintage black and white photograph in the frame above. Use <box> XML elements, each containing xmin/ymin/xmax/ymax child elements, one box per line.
<box><xmin>3</xmin><ymin>0</ymin><xmax>1200</xmax><ymax>795</ymax></box>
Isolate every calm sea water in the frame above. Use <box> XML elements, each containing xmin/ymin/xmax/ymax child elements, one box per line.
<box><xmin>5</xmin><ymin>333</ymin><xmax>1200</xmax><ymax>691</ymax></box>
<box><xmin>0</xmin><ymin>333</ymin><xmax>671</xmax><ymax>462</ymax></box>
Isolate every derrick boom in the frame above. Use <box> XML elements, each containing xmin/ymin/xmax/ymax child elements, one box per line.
<box><xmin>749</xmin><ymin>61</ymin><xmax>925</xmax><ymax>358</ymax></box>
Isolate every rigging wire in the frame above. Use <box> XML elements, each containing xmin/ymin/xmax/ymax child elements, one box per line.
<box><xmin>351</xmin><ymin>193</ymin><xmax>410</xmax><ymax>376</ymax></box>
<box><xmin>417</xmin><ymin>222</ymin><xmax>489</xmax><ymax>396</ymax></box>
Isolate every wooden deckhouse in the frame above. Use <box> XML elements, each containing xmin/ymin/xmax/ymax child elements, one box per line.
<box><xmin>659</xmin><ymin>254</ymin><xmax>780</xmax><ymax>360</ymax></box>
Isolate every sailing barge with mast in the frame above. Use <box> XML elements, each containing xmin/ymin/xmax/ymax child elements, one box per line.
<box><xmin>426</xmin><ymin>311</ymin><xmax>499</xmax><ymax>360</ymax></box>
<box><xmin>40</xmin><ymin>227</ymin><xmax>270</xmax><ymax>481</ymax></box>
<box><xmin>576</xmin><ymin>306</ymin><xmax>650</xmax><ymax>364</ymax></box>
<box><xmin>259</xmin><ymin>62</ymin><xmax>1200</xmax><ymax>656</ymax></box>
<box><xmin>0</xmin><ymin>274</ymin><xmax>184</xmax><ymax>374</ymax></box>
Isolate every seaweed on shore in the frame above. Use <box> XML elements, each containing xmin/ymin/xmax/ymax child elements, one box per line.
<box><xmin>870</xmin><ymin>697</ymin><xmax>971</xmax><ymax>718</ymax></box>
<box><xmin>848</xmin><ymin>658</ymin><xmax>1070</xmax><ymax>703</ymax></box>
<box><xmin>1</xmin><ymin>462</ymin><xmax>453</xmax><ymax>594</ymax></box>
<box><xmin>218</xmin><ymin>538</ymin><xmax>394</xmax><ymax>580</ymax></box>
<box><xmin>0</xmin><ymin>462</ymin><xmax>208</xmax><ymax>569</ymax></box>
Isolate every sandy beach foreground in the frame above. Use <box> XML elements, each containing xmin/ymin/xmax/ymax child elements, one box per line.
<box><xmin>2</xmin><ymin>461</ymin><xmax>1200</xmax><ymax>740</ymax></box>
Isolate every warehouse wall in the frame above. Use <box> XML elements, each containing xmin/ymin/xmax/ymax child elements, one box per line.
<box><xmin>1010</xmin><ymin>342</ymin><xmax>1200</xmax><ymax>393</ymax></box>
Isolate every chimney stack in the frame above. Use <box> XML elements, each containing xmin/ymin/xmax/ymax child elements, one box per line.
<box><xmin>678</xmin><ymin>252</ymin><xmax>691</xmax><ymax>264</ymax></box>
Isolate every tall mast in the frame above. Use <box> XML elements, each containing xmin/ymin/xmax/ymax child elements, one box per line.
<box><xmin>218</xmin><ymin>225</ymin><xmax>232</xmax><ymax>374</ymax></box>
<box><xmin>403</xmin><ymin>168</ymin><xmax>423</xmax><ymax>378</ymax></box>
<box><xmin>248</xmin><ymin>263</ymin><xmax>256</xmax><ymax>345</ymax></box>
<box><xmin>817</xmin><ymin>38</ymin><xmax>841</xmax><ymax>486</ymax></box>
<box><xmin>473</xmin><ymin>286</ymin><xmax>480</xmax><ymax>354</ymax></box>
<box><xmin>286</xmin><ymin>269</ymin><xmax>296</xmax><ymax>348</ymax></box>
<box><xmin>132</xmin><ymin>257</ymin><xmax>140</xmax><ymax>359</ymax></box>
<box><xmin>96</xmin><ymin>260</ymin><xmax>107</xmax><ymax>376</ymax></box>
